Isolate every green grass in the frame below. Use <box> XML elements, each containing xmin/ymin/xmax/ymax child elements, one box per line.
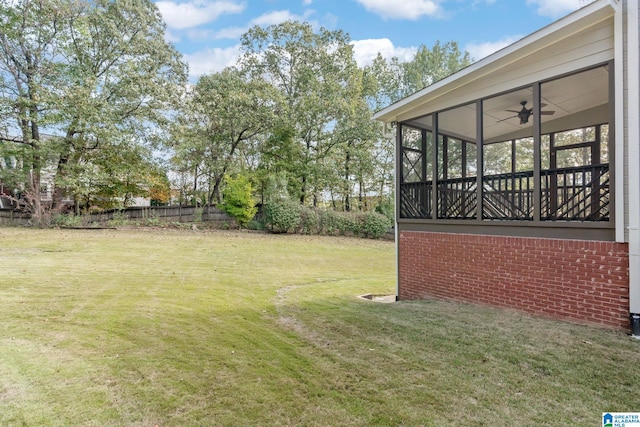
<box><xmin>0</xmin><ymin>228</ymin><xmax>638</xmax><ymax>426</ymax></box>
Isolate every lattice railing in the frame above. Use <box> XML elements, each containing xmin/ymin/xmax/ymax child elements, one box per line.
<box><xmin>399</xmin><ymin>182</ymin><xmax>432</xmax><ymax>219</ymax></box>
<box><xmin>437</xmin><ymin>176</ymin><xmax>477</xmax><ymax>219</ymax></box>
<box><xmin>482</xmin><ymin>171</ymin><xmax>534</xmax><ymax>220</ymax></box>
<box><xmin>541</xmin><ymin>164</ymin><xmax>609</xmax><ymax>221</ymax></box>
<box><xmin>399</xmin><ymin>163</ymin><xmax>610</xmax><ymax>221</ymax></box>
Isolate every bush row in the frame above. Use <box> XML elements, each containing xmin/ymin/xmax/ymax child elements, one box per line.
<box><xmin>261</xmin><ymin>199</ymin><xmax>392</xmax><ymax>239</ymax></box>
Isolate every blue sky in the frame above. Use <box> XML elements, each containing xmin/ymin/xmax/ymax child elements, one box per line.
<box><xmin>155</xmin><ymin>0</ymin><xmax>595</xmax><ymax>79</ymax></box>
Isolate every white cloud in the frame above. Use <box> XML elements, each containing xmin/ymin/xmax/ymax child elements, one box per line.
<box><xmin>350</xmin><ymin>38</ymin><xmax>417</xmax><ymax>67</ymax></box>
<box><xmin>355</xmin><ymin>0</ymin><xmax>441</xmax><ymax>20</ymax></box>
<box><xmin>156</xmin><ymin>1</ymin><xmax>245</xmax><ymax>30</ymax></box>
<box><xmin>164</xmin><ymin>30</ymin><xmax>181</xmax><ymax>44</ymax></box>
<box><xmin>184</xmin><ymin>45</ymin><xmax>241</xmax><ymax>77</ymax></box>
<box><xmin>205</xmin><ymin>9</ymin><xmax>316</xmax><ymax>41</ymax></box>
<box><xmin>211</xmin><ymin>27</ymin><xmax>248</xmax><ymax>40</ymax></box>
<box><xmin>302</xmin><ymin>0</ymin><xmax>313</xmax><ymax>4</ymax></box>
<box><xmin>465</xmin><ymin>35</ymin><xmax>522</xmax><ymax>62</ymax></box>
<box><xmin>526</xmin><ymin>0</ymin><xmax>593</xmax><ymax>19</ymax></box>
<box><xmin>251</xmin><ymin>10</ymin><xmax>310</xmax><ymax>26</ymax></box>
<box><xmin>321</xmin><ymin>12</ymin><xmax>338</xmax><ymax>29</ymax></box>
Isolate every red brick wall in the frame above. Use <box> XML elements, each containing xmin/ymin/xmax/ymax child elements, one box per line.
<box><xmin>398</xmin><ymin>231</ymin><xmax>630</xmax><ymax>329</ymax></box>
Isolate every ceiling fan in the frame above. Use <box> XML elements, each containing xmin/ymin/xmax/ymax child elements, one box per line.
<box><xmin>498</xmin><ymin>101</ymin><xmax>555</xmax><ymax>125</ymax></box>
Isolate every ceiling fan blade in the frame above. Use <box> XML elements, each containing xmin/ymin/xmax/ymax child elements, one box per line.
<box><xmin>505</xmin><ymin>109</ymin><xmax>521</xmax><ymax>113</ymax></box>
<box><xmin>496</xmin><ymin>115</ymin><xmax>518</xmax><ymax>123</ymax></box>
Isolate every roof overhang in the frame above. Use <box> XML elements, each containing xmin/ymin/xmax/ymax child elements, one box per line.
<box><xmin>373</xmin><ymin>0</ymin><xmax>618</xmax><ymax>124</ymax></box>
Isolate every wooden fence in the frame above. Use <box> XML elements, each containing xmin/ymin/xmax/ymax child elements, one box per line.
<box><xmin>0</xmin><ymin>205</ymin><xmax>233</xmax><ymax>227</ymax></box>
<box><xmin>0</xmin><ymin>209</ymin><xmax>31</xmax><ymax>226</ymax></box>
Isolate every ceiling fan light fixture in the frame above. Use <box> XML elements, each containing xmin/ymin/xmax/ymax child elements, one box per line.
<box><xmin>496</xmin><ymin>100</ymin><xmax>555</xmax><ymax>125</ymax></box>
<box><xmin>518</xmin><ymin>111</ymin><xmax>530</xmax><ymax>124</ymax></box>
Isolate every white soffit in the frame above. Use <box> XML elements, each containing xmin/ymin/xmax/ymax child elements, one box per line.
<box><xmin>373</xmin><ymin>0</ymin><xmax>617</xmax><ymax>123</ymax></box>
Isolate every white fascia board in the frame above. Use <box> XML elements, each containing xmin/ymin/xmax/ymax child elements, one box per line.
<box><xmin>373</xmin><ymin>0</ymin><xmax>617</xmax><ymax>124</ymax></box>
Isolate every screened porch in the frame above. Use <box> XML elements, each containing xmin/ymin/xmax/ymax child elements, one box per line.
<box><xmin>399</xmin><ymin>63</ymin><xmax>612</xmax><ymax>225</ymax></box>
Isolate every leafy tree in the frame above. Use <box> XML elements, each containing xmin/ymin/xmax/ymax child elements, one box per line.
<box><xmin>328</xmin><ymin>66</ymin><xmax>380</xmax><ymax>210</ymax></box>
<box><xmin>0</xmin><ymin>0</ymin><xmax>80</xmax><ymax>221</ymax></box>
<box><xmin>0</xmin><ymin>0</ymin><xmax>186</xmax><ymax>223</ymax></box>
<box><xmin>222</xmin><ymin>174</ymin><xmax>257</xmax><ymax>228</ymax></box>
<box><xmin>148</xmin><ymin>169</ymin><xmax>172</xmax><ymax>206</ymax></box>
<box><xmin>403</xmin><ymin>42</ymin><xmax>471</xmax><ymax>95</ymax></box>
<box><xmin>366</xmin><ymin>53</ymin><xmax>405</xmax><ymax>109</ymax></box>
<box><xmin>53</xmin><ymin>0</ymin><xmax>186</xmax><ymax>210</ymax></box>
<box><xmin>240</xmin><ymin>21</ymin><xmax>358</xmax><ymax>206</ymax></box>
<box><xmin>257</xmin><ymin>126</ymin><xmax>303</xmax><ymax>202</ymax></box>
<box><xmin>365</xmin><ymin>41</ymin><xmax>471</xmax><ymax>108</ymax></box>
<box><xmin>56</xmin><ymin>138</ymin><xmax>163</xmax><ymax>211</ymax></box>
<box><xmin>171</xmin><ymin>67</ymin><xmax>281</xmax><ymax>206</ymax></box>
<box><xmin>261</xmin><ymin>170</ymin><xmax>292</xmax><ymax>204</ymax></box>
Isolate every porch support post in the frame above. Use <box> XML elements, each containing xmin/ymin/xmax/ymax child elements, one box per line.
<box><xmin>532</xmin><ymin>82</ymin><xmax>541</xmax><ymax>222</ymax></box>
<box><xmin>395</xmin><ymin>123</ymin><xmax>402</xmax><ymax>223</ymax></box>
<box><xmin>476</xmin><ymin>99</ymin><xmax>483</xmax><ymax>221</ymax></box>
<box><xmin>432</xmin><ymin>114</ymin><xmax>439</xmax><ymax>219</ymax></box>
<box><xmin>614</xmin><ymin>0</ymin><xmax>625</xmax><ymax>242</ymax></box>
<box><xmin>395</xmin><ymin>122</ymin><xmax>401</xmax><ymax>300</ymax></box>
<box><xmin>626</xmin><ymin>0</ymin><xmax>640</xmax><ymax>319</ymax></box>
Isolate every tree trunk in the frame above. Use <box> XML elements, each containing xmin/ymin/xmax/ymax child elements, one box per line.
<box><xmin>212</xmin><ymin>176</ymin><xmax>223</xmax><ymax>205</ymax></box>
<box><xmin>300</xmin><ymin>175</ymin><xmax>307</xmax><ymax>204</ymax></box>
<box><xmin>192</xmin><ymin>165</ymin><xmax>199</xmax><ymax>196</ymax></box>
<box><xmin>27</xmin><ymin>118</ymin><xmax>44</xmax><ymax>224</ymax></box>
<box><xmin>51</xmin><ymin>156</ymin><xmax>68</xmax><ymax>211</ymax></box>
<box><xmin>29</xmin><ymin>169</ymin><xmax>42</xmax><ymax>221</ymax></box>
<box><xmin>344</xmin><ymin>148</ymin><xmax>351</xmax><ymax>212</ymax></box>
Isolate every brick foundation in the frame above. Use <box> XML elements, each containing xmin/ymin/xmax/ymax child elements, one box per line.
<box><xmin>398</xmin><ymin>231</ymin><xmax>630</xmax><ymax>329</ymax></box>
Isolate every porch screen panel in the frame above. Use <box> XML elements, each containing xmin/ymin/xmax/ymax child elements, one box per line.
<box><xmin>540</xmin><ymin>65</ymin><xmax>610</xmax><ymax>221</ymax></box>
<box><xmin>400</xmin><ymin>123</ymin><xmax>432</xmax><ymax>218</ymax></box>
<box><xmin>481</xmin><ymin>87</ymin><xmax>534</xmax><ymax>220</ymax></box>
<box><xmin>436</xmin><ymin>103</ymin><xmax>477</xmax><ymax>219</ymax></box>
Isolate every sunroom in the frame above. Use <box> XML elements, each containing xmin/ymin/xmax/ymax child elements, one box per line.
<box><xmin>374</xmin><ymin>0</ymin><xmax>638</xmax><ymax>330</ymax></box>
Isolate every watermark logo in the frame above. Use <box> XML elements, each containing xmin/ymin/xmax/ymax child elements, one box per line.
<box><xmin>603</xmin><ymin>413</ymin><xmax>640</xmax><ymax>427</ymax></box>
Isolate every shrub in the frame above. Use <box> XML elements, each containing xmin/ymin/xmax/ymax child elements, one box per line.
<box><xmin>142</xmin><ymin>216</ymin><xmax>162</xmax><ymax>227</ymax></box>
<box><xmin>299</xmin><ymin>206</ymin><xmax>319</xmax><ymax>234</ymax></box>
<box><xmin>335</xmin><ymin>212</ymin><xmax>357</xmax><ymax>236</ymax></box>
<box><xmin>222</xmin><ymin>174</ymin><xmax>258</xmax><ymax>228</ymax></box>
<box><xmin>247</xmin><ymin>219</ymin><xmax>265</xmax><ymax>231</ymax></box>
<box><xmin>107</xmin><ymin>211</ymin><xmax>130</xmax><ymax>227</ymax></box>
<box><xmin>317</xmin><ymin>209</ymin><xmax>339</xmax><ymax>235</ymax></box>
<box><xmin>51</xmin><ymin>213</ymin><xmax>84</xmax><ymax>228</ymax></box>
<box><xmin>357</xmin><ymin>211</ymin><xmax>393</xmax><ymax>239</ymax></box>
<box><xmin>375</xmin><ymin>198</ymin><xmax>395</xmax><ymax>222</ymax></box>
<box><xmin>263</xmin><ymin>199</ymin><xmax>301</xmax><ymax>233</ymax></box>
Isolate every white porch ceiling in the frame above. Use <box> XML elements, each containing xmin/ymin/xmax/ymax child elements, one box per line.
<box><xmin>404</xmin><ymin>66</ymin><xmax>609</xmax><ymax>144</ymax></box>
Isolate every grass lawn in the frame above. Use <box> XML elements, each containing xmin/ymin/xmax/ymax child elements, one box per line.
<box><xmin>0</xmin><ymin>227</ymin><xmax>638</xmax><ymax>426</ymax></box>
